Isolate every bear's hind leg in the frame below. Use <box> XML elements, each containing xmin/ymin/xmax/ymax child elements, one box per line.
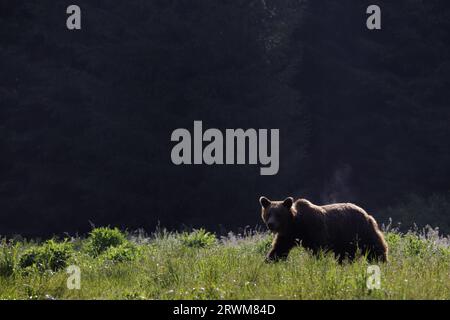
<box><xmin>367</xmin><ymin>245</ymin><xmax>388</xmax><ymax>263</ymax></box>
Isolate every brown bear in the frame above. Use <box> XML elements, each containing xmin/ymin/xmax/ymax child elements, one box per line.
<box><xmin>259</xmin><ymin>196</ymin><xmax>388</xmax><ymax>263</ymax></box>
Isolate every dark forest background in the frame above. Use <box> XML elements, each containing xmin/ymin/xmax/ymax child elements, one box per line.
<box><xmin>1</xmin><ymin>0</ymin><xmax>450</xmax><ymax>237</ymax></box>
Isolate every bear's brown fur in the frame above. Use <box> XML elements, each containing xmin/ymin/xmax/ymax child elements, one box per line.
<box><xmin>259</xmin><ymin>197</ymin><xmax>388</xmax><ymax>262</ymax></box>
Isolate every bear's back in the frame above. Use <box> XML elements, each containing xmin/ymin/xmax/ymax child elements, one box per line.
<box><xmin>320</xmin><ymin>202</ymin><xmax>382</xmax><ymax>247</ymax></box>
<box><xmin>291</xmin><ymin>198</ymin><xmax>387</xmax><ymax>261</ymax></box>
<box><xmin>294</xmin><ymin>199</ymin><xmax>378</xmax><ymax>246</ymax></box>
<box><xmin>320</xmin><ymin>203</ymin><xmax>374</xmax><ymax>230</ymax></box>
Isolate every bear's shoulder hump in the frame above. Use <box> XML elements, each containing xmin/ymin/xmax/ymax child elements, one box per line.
<box><xmin>294</xmin><ymin>199</ymin><xmax>315</xmax><ymax>211</ymax></box>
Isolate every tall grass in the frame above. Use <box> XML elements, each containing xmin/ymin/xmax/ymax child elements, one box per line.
<box><xmin>0</xmin><ymin>227</ymin><xmax>448</xmax><ymax>300</ymax></box>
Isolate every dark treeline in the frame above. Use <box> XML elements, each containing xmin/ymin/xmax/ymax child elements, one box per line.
<box><xmin>1</xmin><ymin>1</ymin><xmax>449</xmax><ymax>237</ymax></box>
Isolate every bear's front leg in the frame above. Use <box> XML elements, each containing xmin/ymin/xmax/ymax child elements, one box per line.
<box><xmin>266</xmin><ymin>234</ymin><xmax>295</xmax><ymax>262</ymax></box>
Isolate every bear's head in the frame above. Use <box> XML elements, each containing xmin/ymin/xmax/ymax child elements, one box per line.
<box><xmin>259</xmin><ymin>196</ymin><xmax>294</xmax><ymax>234</ymax></box>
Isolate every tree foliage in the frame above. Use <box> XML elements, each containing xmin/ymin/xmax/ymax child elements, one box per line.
<box><xmin>0</xmin><ymin>1</ymin><xmax>449</xmax><ymax>235</ymax></box>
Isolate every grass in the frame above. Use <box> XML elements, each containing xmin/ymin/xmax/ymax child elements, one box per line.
<box><xmin>0</xmin><ymin>227</ymin><xmax>449</xmax><ymax>300</ymax></box>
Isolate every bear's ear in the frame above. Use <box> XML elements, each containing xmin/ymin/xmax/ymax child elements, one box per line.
<box><xmin>259</xmin><ymin>196</ymin><xmax>271</xmax><ymax>208</ymax></box>
<box><xmin>282</xmin><ymin>197</ymin><xmax>294</xmax><ymax>209</ymax></box>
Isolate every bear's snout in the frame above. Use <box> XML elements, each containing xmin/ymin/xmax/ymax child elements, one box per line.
<box><xmin>266</xmin><ymin>219</ymin><xmax>280</xmax><ymax>232</ymax></box>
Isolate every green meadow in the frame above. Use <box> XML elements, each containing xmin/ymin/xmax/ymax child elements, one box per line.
<box><xmin>0</xmin><ymin>227</ymin><xmax>449</xmax><ymax>300</ymax></box>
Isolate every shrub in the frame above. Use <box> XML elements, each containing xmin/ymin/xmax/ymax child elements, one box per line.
<box><xmin>385</xmin><ymin>232</ymin><xmax>402</xmax><ymax>249</ymax></box>
<box><xmin>180</xmin><ymin>229</ymin><xmax>216</xmax><ymax>248</ymax></box>
<box><xmin>19</xmin><ymin>240</ymin><xmax>73</xmax><ymax>272</ymax></box>
<box><xmin>86</xmin><ymin>227</ymin><xmax>127</xmax><ymax>256</ymax></box>
<box><xmin>255</xmin><ymin>234</ymin><xmax>273</xmax><ymax>255</ymax></box>
<box><xmin>0</xmin><ymin>240</ymin><xmax>18</xmax><ymax>277</ymax></box>
<box><xmin>403</xmin><ymin>233</ymin><xmax>430</xmax><ymax>256</ymax></box>
<box><xmin>102</xmin><ymin>243</ymin><xmax>141</xmax><ymax>263</ymax></box>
